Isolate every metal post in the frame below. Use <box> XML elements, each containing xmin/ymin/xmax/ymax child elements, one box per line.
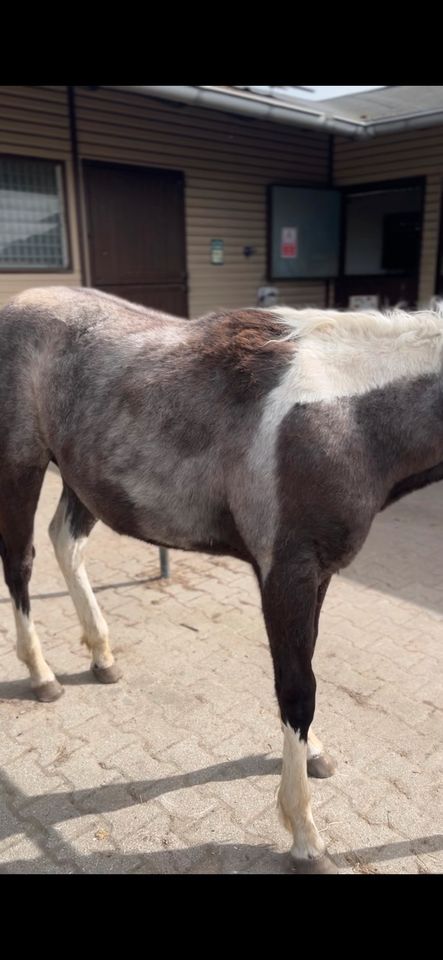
<box><xmin>159</xmin><ymin>547</ymin><xmax>170</xmax><ymax>578</ymax></box>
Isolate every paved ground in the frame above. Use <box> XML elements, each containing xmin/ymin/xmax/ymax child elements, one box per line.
<box><xmin>0</xmin><ymin>467</ymin><xmax>441</xmax><ymax>874</ymax></box>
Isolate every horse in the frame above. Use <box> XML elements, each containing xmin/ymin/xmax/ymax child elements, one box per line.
<box><xmin>1</xmin><ymin>286</ymin><xmax>442</xmax><ymax>874</ymax></box>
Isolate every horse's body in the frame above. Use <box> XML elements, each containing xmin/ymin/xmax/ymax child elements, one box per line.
<box><xmin>1</xmin><ymin>286</ymin><xmax>442</xmax><ymax>873</ymax></box>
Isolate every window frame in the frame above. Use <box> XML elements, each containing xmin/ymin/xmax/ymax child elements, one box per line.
<box><xmin>434</xmin><ymin>187</ymin><xmax>443</xmax><ymax>297</ymax></box>
<box><xmin>266</xmin><ymin>182</ymin><xmax>342</xmax><ymax>282</ymax></box>
<box><xmin>0</xmin><ymin>153</ymin><xmax>73</xmax><ymax>273</ymax></box>
<box><xmin>339</xmin><ymin>176</ymin><xmax>426</xmax><ymax>282</ymax></box>
<box><xmin>266</xmin><ymin>175</ymin><xmax>426</xmax><ymax>286</ymax></box>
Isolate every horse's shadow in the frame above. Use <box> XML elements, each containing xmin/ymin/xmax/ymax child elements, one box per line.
<box><xmin>1</xmin><ymin>834</ymin><xmax>441</xmax><ymax>873</ymax></box>
<box><xmin>0</xmin><ymin>672</ymin><xmax>97</xmax><ymax>700</ymax></box>
<box><xmin>0</xmin><ymin>754</ymin><xmax>441</xmax><ymax>874</ymax></box>
<box><xmin>0</xmin><ymin>575</ymin><xmax>162</xmax><ymax>606</ymax></box>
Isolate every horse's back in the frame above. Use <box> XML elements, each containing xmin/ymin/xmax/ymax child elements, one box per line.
<box><xmin>0</xmin><ymin>287</ymin><xmax>182</xmax><ymax>465</ymax></box>
<box><xmin>0</xmin><ymin>285</ymin><xmax>188</xmax><ymax>419</ymax></box>
<box><xmin>0</xmin><ymin>285</ymin><xmax>183</xmax><ymax>340</ymax></box>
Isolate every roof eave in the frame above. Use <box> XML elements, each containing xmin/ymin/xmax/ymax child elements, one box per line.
<box><xmin>102</xmin><ymin>86</ymin><xmax>443</xmax><ymax>140</ymax></box>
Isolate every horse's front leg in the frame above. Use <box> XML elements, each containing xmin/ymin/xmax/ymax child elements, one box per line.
<box><xmin>307</xmin><ymin>728</ymin><xmax>336</xmax><ymax>779</ymax></box>
<box><xmin>308</xmin><ymin>576</ymin><xmax>336</xmax><ymax>780</ymax></box>
<box><xmin>261</xmin><ymin>561</ymin><xmax>337</xmax><ymax>874</ymax></box>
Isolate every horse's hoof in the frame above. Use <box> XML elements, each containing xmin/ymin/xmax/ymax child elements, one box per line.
<box><xmin>92</xmin><ymin>663</ymin><xmax>122</xmax><ymax>684</ymax></box>
<box><xmin>34</xmin><ymin>679</ymin><xmax>65</xmax><ymax>702</ymax></box>
<box><xmin>290</xmin><ymin>853</ymin><xmax>338</xmax><ymax>875</ymax></box>
<box><xmin>307</xmin><ymin>753</ymin><xmax>336</xmax><ymax>779</ymax></box>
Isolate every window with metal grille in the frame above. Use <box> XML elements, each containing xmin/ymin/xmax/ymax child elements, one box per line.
<box><xmin>0</xmin><ymin>156</ymin><xmax>69</xmax><ymax>270</ymax></box>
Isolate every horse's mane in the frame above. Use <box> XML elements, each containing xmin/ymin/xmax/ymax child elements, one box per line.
<box><xmin>268</xmin><ymin>305</ymin><xmax>443</xmax><ymax>347</ymax></box>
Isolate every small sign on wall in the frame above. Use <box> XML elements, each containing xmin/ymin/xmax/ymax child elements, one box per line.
<box><xmin>280</xmin><ymin>227</ymin><xmax>298</xmax><ymax>259</ymax></box>
<box><xmin>348</xmin><ymin>295</ymin><xmax>379</xmax><ymax>310</ymax></box>
<box><xmin>210</xmin><ymin>239</ymin><xmax>224</xmax><ymax>265</ymax></box>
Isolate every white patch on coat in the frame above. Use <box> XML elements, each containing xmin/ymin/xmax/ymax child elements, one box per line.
<box><xmin>240</xmin><ymin>388</ymin><xmax>284</xmax><ymax>578</ymax></box>
<box><xmin>13</xmin><ymin>607</ymin><xmax>55</xmax><ymax>687</ymax></box>
<box><xmin>248</xmin><ymin>304</ymin><xmax>443</xmax><ymax>578</ymax></box>
<box><xmin>269</xmin><ymin>305</ymin><xmax>443</xmax><ymax>404</ymax></box>
<box><xmin>278</xmin><ymin>723</ymin><xmax>325</xmax><ymax>861</ymax></box>
<box><xmin>49</xmin><ymin>500</ymin><xmax>113</xmax><ymax>668</ymax></box>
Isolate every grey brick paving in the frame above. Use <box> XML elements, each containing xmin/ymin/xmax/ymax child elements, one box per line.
<box><xmin>0</xmin><ymin>467</ymin><xmax>441</xmax><ymax>874</ymax></box>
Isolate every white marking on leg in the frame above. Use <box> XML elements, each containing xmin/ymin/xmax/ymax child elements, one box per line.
<box><xmin>13</xmin><ymin>606</ymin><xmax>55</xmax><ymax>688</ymax></box>
<box><xmin>278</xmin><ymin>723</ymin><xmax>325</xmax><ymax>861</ymax></box>
<box><xmin>307</xmin><ymin>728</ymin><xmax>324</xmax><ymax>760</ymax></box>
<box><xmin>49</xmin><ymin>501</ymin><xmax>113</xmax><ymax>669</ymax></box>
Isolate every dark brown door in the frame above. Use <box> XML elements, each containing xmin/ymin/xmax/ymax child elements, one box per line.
<box><xmin>83</xmin><ymin>160</ymin><xmax>188</xmax><ymax>316</ymax></box>
<box><xmin>334</xmin><ymin>274</ymin><xmax>419</xmax><ymax>310</ymax></box>
<box><xmin>334</xmin><ymin>180</ymin><xmax>423</xmax><ymax>310</ymax></box>
<box><xmin>435</xmin><ymin>192</ymin><xmax>443</xmax><ymax>298</ymax></box>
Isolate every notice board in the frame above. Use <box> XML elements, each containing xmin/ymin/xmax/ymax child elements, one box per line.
<box><xmin>268</xmin><ymin>185</ymin><xmax>341</xmax><ymax>280</ymax></box>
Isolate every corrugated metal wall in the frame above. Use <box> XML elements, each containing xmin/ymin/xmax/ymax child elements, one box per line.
<box><xmin>0</xmin><ymin>85</ymin><xmax>330</xmax><ymax>315</ymax></box>
<box><xmin>334</xmin><ymin>127</ymin><xmax>443</xmax><ymax>305</ymax></box>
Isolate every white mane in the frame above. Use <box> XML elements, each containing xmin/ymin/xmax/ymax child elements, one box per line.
<box><xmin>260</xmin><ymin>305</ymin><xmax>443</xmax><ymax>405</ymax></box>
<box><xmin>271</xmin><ymin>305</ymin><xmax>443</xmax><ymax>346</ymax></box>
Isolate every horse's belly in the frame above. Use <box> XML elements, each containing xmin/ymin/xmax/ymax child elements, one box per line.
<box><xmin>58</xmin><ymin>459</ymin><xmax>224</xmax><ymax>552</ymax></box>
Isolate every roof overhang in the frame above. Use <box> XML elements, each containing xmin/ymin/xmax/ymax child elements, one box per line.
<box><xmin>103</xmin><ymin>85</ymin><xmax>443</xmax><ymax>139</ymax></box>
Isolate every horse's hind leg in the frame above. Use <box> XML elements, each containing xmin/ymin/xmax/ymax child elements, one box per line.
<box><xmin>49</xmin><ymin>483</ymin><xmax>121</xmax><ymax>684</ymax></box>
<box><xmin>0</xmin><ymin>466</ymin><xmax>63</xmax><ymax>702</ymax></box>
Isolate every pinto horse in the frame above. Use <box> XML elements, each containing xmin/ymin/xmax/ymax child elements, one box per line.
<box><xmin>1</xmin><ymin>286</ymin><xmax>442</xmax><ymax>873</ymax></box>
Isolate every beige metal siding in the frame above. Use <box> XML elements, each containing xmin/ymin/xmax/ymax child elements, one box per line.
<box><xmin>334</xmin><ymin>128</ymin><xmax>443</xmax><ymax>305</ymax></box>
<box><xmin>74</xmin><ymin>87</ymin><xmax>330</xmax><ymax>315</ymax></box>
<box><xmin>3</xmin><ymin>88</ymin><xmax>443</xmax><ymax>314</ymax></box>
<box><xmin>0</xmin><ymin>86</ymin><xmax>330</xmax><ymax>314</ymax></box>
<box><xmin>0</xmin><ymin>85</ymin><xmax>82</xmax><ymax>304</ymax></box>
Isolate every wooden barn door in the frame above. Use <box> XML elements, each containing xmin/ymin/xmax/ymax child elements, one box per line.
<box><xmin>83</xmin><ymin>160</ymin><xmax>188</xmax><ymax>316</ymax></box>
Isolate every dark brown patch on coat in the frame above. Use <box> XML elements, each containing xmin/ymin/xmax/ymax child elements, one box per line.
<box><xmin>190</xmin><ymin>309</ymin><xmax>295</xmax><ymax>402</ymax></box>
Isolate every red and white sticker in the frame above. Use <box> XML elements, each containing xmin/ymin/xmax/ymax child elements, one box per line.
<box><xmin>280</xmin><ymin>227</ymin><xmax>298</xmax><ymax>259</ymax></box>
